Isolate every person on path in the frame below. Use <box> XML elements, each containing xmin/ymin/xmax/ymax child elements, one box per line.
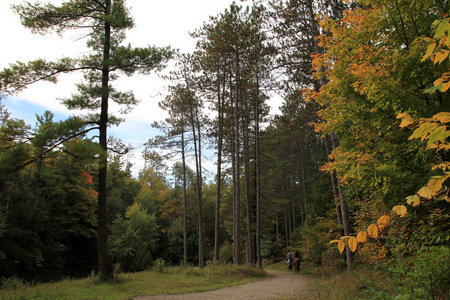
<box><xmin>287</xmin><ymin>250</ymin><xmax>293</xmax><ymax>271</ymax></box>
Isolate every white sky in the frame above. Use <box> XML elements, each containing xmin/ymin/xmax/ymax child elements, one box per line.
<box><xmin>0</xmin><ymin>0</ymin><xmax>281</xmax><ymax>179</ymax></box>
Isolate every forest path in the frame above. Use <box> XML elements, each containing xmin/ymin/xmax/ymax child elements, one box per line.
<box><xmin>133</xmin><ymin>269</ymin><xmax>312</xmax><ymax>300</ymax></box>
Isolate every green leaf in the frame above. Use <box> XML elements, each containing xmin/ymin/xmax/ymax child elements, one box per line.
<box><xmin>435</xmin><ymin>18</ymin><xmax>449</xmax><ymax>38</ymax></box>
<box><xmin>427</xmin><ymin>126</ymin><xmax>450</xmax><ymax>147</ymax></box>
<box><xmin>409</xmin><ymin>122</ymin><xmax>439</xmax><ymax>140</ymax></box>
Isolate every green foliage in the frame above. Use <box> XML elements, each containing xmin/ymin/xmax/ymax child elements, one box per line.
<box><xmin>153</xmin><ymin>258</ymin><xmax>166</xmax><ymax>273</ymax></box>
<box><xmin>297</xmin><ymin>216</ymin><xmax>344</xmax><ymax>274</ymax></box>
<box><xmin>260</xmin><ymin>236</ymin><xmax>285</xmax><ymax>260</ymax></box>
<box><xmin>0</xmin><ymin>275</ymin><xmax>28</xmax><ymax>290</ymax></box>
<box><xmin>388</xmin><ymin>246</ymin><xmax>450</xmax><ymax>299</ymax></box>
<box><xmin>219</xmin><ymin>242</ymin><xmax>233</xmax><ymax>264</ymax></box>
<box><xmin>109</xmin><ymin>203</ymin><xmax>159</xmax><ymax>272</ymax></box>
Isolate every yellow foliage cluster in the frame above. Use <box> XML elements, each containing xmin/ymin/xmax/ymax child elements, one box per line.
<box><xmin>329</xmin><ymin>215</ymin><xmax>390</xmax><ymax>254</ymax></box>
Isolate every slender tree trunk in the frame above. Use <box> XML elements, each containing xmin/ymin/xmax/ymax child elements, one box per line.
<box><xmin>284</xmin><ymin>210</ymin><xmax>289</xmax><ymax>247</ymax></box>
<box><xmin>331</xmin><ymin>133</ymin><xmax>353</xmax><ymax>269</ymax></box>
<box><xmin>255</xmin><ymin>76</ymin><xmax>262</xmax><ymax>268</ymax></box>
<box><xmin>181</xmin><ymin>123</ymin><xmax>188</xmax><ymax>267</ymax></box>
<box><xmin>243</xmin><ymin>102</ymin><xmax>252</xmax><ymax>265</ymax></box>
<box><xmin>193</xmin><ymin>105</ymin><xmax>204</xmax><ymax>268</ymax></box>
<box><xmin>324</xmin><ymin>135</ymin><xmax>342</xmax><ymax>225</ymax></box>
<box><xmin>97</xmin><ymin>0</ymin><xmax>112</xmax><ymax>280</ymax></box>
<box><xmin>275</xmin><ymin>210</ymin><xmax>279</xmax><ymax>241</ymax></box>
<box><xmin>288</xmin><ymin>206</ymin><xmax>292</xmax><ymax>247</ymax></box>
<box><xmin>214</xmin><ymin>66</ymin><xmax>225</xmax><ymax>264</ymax></box>
<box><xmin>233</xmin><ymin>55</ymin><xmax>241</xmax><ymax>265</ymax></box>
<box><xmin>300</xmin><ymin>158</ymin><xmax>308</xmax><ymax>227</ymax></box>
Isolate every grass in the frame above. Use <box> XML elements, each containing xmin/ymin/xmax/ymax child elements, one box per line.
<box><xmin>297</xmin><ymin>265</ymin><xmax>397</xmax><ymax>300</ymax></box>
<box><xmin>0</xmin><ymin>264</ymin><xmax>268</xmax><ymax>300</ymax></box>
<box><xmin>265</xmin><ymin>260</ymin><xmax>397</xmax><ymax>300</ymax></box>
<box><xmin>1</xmin><ymin>261</ymin><xmax>400</xmax><ymax>300</ymax></box>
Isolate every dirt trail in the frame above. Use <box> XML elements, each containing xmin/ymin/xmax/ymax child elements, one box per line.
<box><xmin>133</xmin><ymin>269</ymin><xmax>311</xmax><ymax>300</ymax></box>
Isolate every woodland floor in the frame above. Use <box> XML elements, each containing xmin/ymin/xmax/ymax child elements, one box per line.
<box><xmin>133</xmin><ymin>269</ymin><xmax>313</xmax><ymax>300</ymax></box>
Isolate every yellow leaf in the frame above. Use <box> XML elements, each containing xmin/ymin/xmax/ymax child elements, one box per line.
<box><xmin>428</xmin><ymin>177</ymin><xmax>443</xmax><ymax>194</ymax></box>
<box><xmin>442</xmin><ymin>81</ymin><xmax>450</xmax><ymax>92</ymax></box>
<box><xmin>338</xmin><ymin>240</ymin><xmax>345</xmax><ymax>254</ymax></box>
<box><xmin>434</xmin><ymin>77</ymin><xmax>445</xmax><ymax>86</ymax></box>
<box><xmin>407</xmin><ymin>195</ymin><xmax>421</xmax><ymax>207</ymax></box>
<box><xmin>418</xmin><ymin>186</ymin><xmax>434</xmax><ymax>199</ymax></box>
<box><xmin>377</xmin><ymin>215</ymin><xmax>390</xmax><ymax>232</ymax></box>
<box><xmin>367</xmin><ymin>224</ymin><xmax>379</xmax><ymax>238</ymax></box>
<box><xmin>399</xmin><ymin>116</ymin><xmax>413</xmax><ymax>128</ymax></box>
<box><xmin>393</xmin><ymin>205</ymin><xmax>407</xmax><ymax>217</ymax></box>
<box><xmin>329</xmin><ymin>240</ymin><xmax>341</xmax><ymax>244</ymax></box>
<box><xmin>348</xmin><ymin>236</ymin><xmax>357</xmax><ymax>252</ymax></box>
<box><xmin>356</xmin><ymin>231</ymin><xmax>368</xmax><ymax>243</ymax></box>
<box><xmin>433</xmin><ymin>112</ymin><xmax>450</xmax><ymax>123</ymax></box>
<box><xmin>425</xmin><ymin>42</ymin><xmax>437</xmax><ymax>59</ymax></box>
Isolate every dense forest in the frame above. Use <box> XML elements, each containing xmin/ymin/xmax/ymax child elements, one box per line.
<box><xmin>0</xmin><ymin>0</ymin><xmax>449</xmax><ymax>296</ymax></box>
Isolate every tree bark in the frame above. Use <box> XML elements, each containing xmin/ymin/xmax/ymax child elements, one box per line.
<box><xmin>331</xmin><ymin>133</ymin><xmax>353</xmax><ymax>269</ymax></box>
<box><xmin>214</xmin><ymin>66</ymin><xmax>225</xmax><ymax>264</ymax></box>
<box><xmin>97</xmin><ymin>0</ymin><xmax>113</xmax><ymax>280</ymax></box>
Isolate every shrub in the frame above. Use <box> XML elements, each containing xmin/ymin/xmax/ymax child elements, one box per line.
<box><xmin>389</xmin><ymin>246</ymin><xmax>450</xmax><ymax>299</ymax></box>
<box><xmin>153</xmin><ymin>257</ymin><xmax>166</xmax><ymax>273</ymax></box>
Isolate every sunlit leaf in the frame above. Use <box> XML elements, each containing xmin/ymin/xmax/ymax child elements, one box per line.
<box><xmin>393</xmin><ymin>205</ymin><xmax>407</xmax><ymax>217</ymax></box>
<box><xmin>338</xmin><ymin>240</ymin><xmax>345</xmax><ymax>254</ymax></box>
<box><xmin>428</xmin><ymin>177</ymin><xmax>443</xmax><ymax>194</ymax></box>
<box><xmin>377</xmin><ymin>215</ymin><xmax>390</xmax><ymax>231</ymax></box>
<box><xmin>418</xmin><ymin>186</ymin><xmax>434</xmax><ymax>199</ymax></box>
<box><xmin>348</xmin><ymin>236</ymin><xmax>357</xmax><ymax>252</ymax></box>
<box><xmin>436</xmin><ymin>18</ymin><xmax>449</xmax><ymax>38</ymax></box>
<box><xmin>433</xmin><ymin>112</ymin><xmax>450</xmax><ymax>123</ymax></box>
<box><xmin>409</xmin><ymin>122</ymin><xmax>439</xmax><ymax>140</ymax></box>
<box><xmin>329</xmin><ymin>240</ymin><xmax>341</xmax><ymax>244</ymax></box>
<box><xmin>367</xmin><ymin>224</ymin><xmax>379</xmax><ymax>238</ymax></box>
<box><xmin>356</xmin><ymin>231</ymin><xmax>368</xmax><ymax>243</ymax></box>
<box><xmin>407</xmin><ymin>195</ymin><xmax>421</xmax><ymax>207</ymax></box>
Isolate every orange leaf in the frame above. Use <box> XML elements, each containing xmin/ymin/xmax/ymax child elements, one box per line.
<box><xmin>367</xmin><ymin>224</ymin><xmax>379</xmax><ymax>238</ymax></box>
<box><xmin>356</xmin><ymin>231</ymin><xmax>368</xmax><ymax>243</ymax></box>
<box><xmin>338</xmin><ymin>240</ymin><xmax>345</xmax><ymax>254</ymax></box>
<box><xmin>377</xmin><ymin>215</ymin><xmax>390</xmax><ymax>232</ymax></box>
<box><xmin>348</xmin><ymin>236</ymin><xmax>357</xmax><ymax>252</ymax></box>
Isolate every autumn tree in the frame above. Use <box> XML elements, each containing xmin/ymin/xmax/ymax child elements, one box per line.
<box><xmin>0</xmin><ymin>0</ymin><xmax>172</xmax><ymax>279</ymax></box>
<box><xmin>310</xmin><ymin>0</ymin><xmax>450</xmax><ymax>264</ymax></box>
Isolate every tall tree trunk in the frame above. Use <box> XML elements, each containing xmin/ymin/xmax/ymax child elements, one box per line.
<box><xmin>300</xmin><ymin>158</ymin><xmax>308</xmax><ymax>227</ymax></box>
<box><xmin>193</xmin><ymin>106</ymin><xmax>204</xmax><ymax>268</ymax></box>
<box><xmin>284</xmin><ymin>210</ymin><xmax>289</xmax><ymax>247</ymax></box>
<box><xmin>97</xmin><ymin>0</ymin><xmax>112</xmax><ymax>280</ymax></box>
<box><xmin>324</xmin><ymin>135</ymin><xmax>342</xmax><ymax>225</ymax></box>
<box><xmin>255</xmin><ymin>75</ymin><xmax>262</xmax><ymax>268</ymax></box>
<box><xmin>331</xmin><ymin>133</ymin><xmax>353</xmax><ymax>269</ymax></box>
<box><xmin>214</xmin><ymin>66</ymin><xmax>225</xmax><ymax>264</ymax></box>
<box><xmin>275</xmin><ymin>210</ymin><xmax>279</xmax><ymax>241</ymax></box>
<box><xmin>233</xmin><ymin>55</ymin><xmax>241</xmax><ymax>265</ymax></box>
<box><xmin>243</xmin><ymin>101</ymin><xmax>252</xmax><ymax>265</ymax></box>
<box><xmin>181</xmin><ymin>122</ymin><xmax>188</xmax><ymax>267</ymax></box>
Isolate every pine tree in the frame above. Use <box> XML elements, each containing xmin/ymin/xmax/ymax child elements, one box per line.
<box><xmin>0</xmin><ymin>0</ymin><xmax>173</xmax><ymax>279</ymax></box>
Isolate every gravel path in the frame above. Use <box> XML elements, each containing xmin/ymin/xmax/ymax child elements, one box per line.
<box><xmin>133</xmin><ymin>269</ymin><xmax>310</xmax><ymax>300</ymax></box>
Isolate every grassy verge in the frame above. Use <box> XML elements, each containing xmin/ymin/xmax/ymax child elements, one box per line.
<box><xmin>0</xmin><ymin>264</ymin><xmax>267</xmax><ymax>300</ymax></box>
<box><xmin>265</xmin><ymin>260</ymin><xmax>397</xmax><ymax>299</ymax></box>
